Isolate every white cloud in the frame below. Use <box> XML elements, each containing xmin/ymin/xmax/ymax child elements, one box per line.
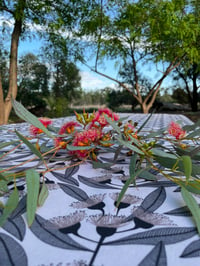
<box><xmin>80</xmin><ymin>71</ymin><xmax>116</xmax><ymax>91</ymax></box>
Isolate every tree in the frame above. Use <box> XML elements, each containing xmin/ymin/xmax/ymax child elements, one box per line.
<box><xmin>17</xmin><ymin>53</ymin><xmax>50</xmax><ymax>110</ymax></box>
<box><xmin>51</xmin><ymin>59</ymin><xmax>81</xmax><ymax>101</ymax></box>
<box><xmin>172</xmin><ymin>63</ymin><xmax>200</xmax><ymax>111</ymax></box>
<box><xmin>0</xmin><ymin>0</ymin><xmax>85</xmax><ymax>124</ymax></box>
<box><xmin>106</xmin><ymin>87</ymin><xmax>137</xmax><ymax>111</ymax></box>
<box><xmin>158</xmin><ymin>0</ymin><xmax>200</xmax><ymax>111</ymax></box>
<box><xmin>171</xmin><ymin>87</ymin><xmax>189</xmax><ymax>104</ymax></box>
<box><xmin>77</xmin><ymin>0</ymin><xmax>199</xmax><ymax>113</ymax></box>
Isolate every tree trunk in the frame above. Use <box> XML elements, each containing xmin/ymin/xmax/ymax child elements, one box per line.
<box><xmin>4</xmin><ymin>18</ymin><xmax>23</xmax><ymax>124</ymax></box>
<box><xmin>0</xmin><ymin>72</ymin><xmax>5</xmax><ymax>124</ymax></box>
<box><xmin>3</xmin><ymin>0</ymin><xmax>26</xmax><ymax>124</ymax></box>
<box><xmin>191</xmin><ymin>70</ymin><xmax>198</xmax><ymax>112</ymax></box>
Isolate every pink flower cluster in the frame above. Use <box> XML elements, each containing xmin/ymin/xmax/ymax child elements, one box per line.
<box><xmin>30</xmin><ymin>118</ymin><xmax>52</xmax><ymax>136</ymax></box>
<box><xmin>168</xmin><ymin>122</ymin><xmax>186</xmax><ymax>140</ymax></box>
<box><xmin>30</xmin><ymin>108</ymin><xmax>119</xmax><ymax>159</ymax></box>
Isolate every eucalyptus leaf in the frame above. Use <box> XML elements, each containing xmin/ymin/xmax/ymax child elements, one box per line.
<box><xmin>181</xmin><ymin>187</ymin><xmax>200</xmax><ymax>235</ymax></box>
<box><xmin>129</xmin><ymin>153</ymin><xmax>138</xmax><ymax>186</ymax></box>
<box><xmin>0</xmin><ymin>188</ymin><xmax>19</xmax><ymax>227</ymax></box>
<box><xmin>115</xmin><ymin>136</ymin><xmax>144</xmax><ymax>155</ymax></box>
<box><xmin>0</xmin><ymin>141</ymin><xmax>20</xmax><ymax>149</ymax></box>
<box><xmin>182</xmin><ymin>155</ymin><xmax>192</xmax><ymax>182</ymax></box>
<box><xmin>152</xmin><ymin>148</ymin><xmax>178</xmax><ymax>159</ymax></box>
<box><xmin>15</xmin><ymin>130</ymin><xmax>43</xmax><ymax>161</ymax></box>
<box><xmin>92</xmin><ymin>161</ymin><xmax>113</xmax><ymax>169</ymax></box>
<box><xmin>26</xmin><ymin>169</ymin><xmax>40</xmax><ymax>226</ymax></box>
<box><xmin>12</xmin><ymin>99</ymin><xmax>54</xmax><ymax>138</ymax></box>
<box><xmin>38</xmin><ymin>182</ymin><xmax>49</xmax><ymax>207</ymax></box>
<box><xmin>67</xmin><ymin>145</ymin><xmax>93</xmax><ymax>151</ymax></box>
<box><xmin>104</xmin><ymin>114</ymin><xmax>121</xmax><ymax>134</ymax></box>
<box><xmin>116</xmin><ymin>168</ymin><xmax>145</xmax><ymax>208</ymax></box>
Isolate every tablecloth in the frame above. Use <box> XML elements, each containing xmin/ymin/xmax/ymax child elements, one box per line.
<box><xmin>0</xmin><ymin>113</ymin><xmax>200</xmax><ymax>266</ymax></box>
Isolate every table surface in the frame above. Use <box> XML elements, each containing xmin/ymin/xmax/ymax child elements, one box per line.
<box><xmin>0</xmin><ymin>113</ymin><xmax>200</xmax><ymax>266</ymax></box>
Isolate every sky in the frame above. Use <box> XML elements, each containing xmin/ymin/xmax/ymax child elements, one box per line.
<box><xmin>18</xmin><ymin>37</ymin><xmax>119</xmax><ymax>91</ymax></box>
<box><xmin>1</xmin><ymin>20</ymin><xmax>173</xmax><ymax>95</ymax></box>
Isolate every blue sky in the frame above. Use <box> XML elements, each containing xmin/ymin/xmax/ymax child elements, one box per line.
<box><xmin>19</xmin><ymin>35</ymin><xmax>173</xmax><ymax>92</ymax></box>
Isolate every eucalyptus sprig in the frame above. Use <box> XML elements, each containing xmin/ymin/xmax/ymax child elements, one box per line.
<box><xmin>0</xmin><ymin>99</ymin><xmax>200</xmax><ymax>233</ymax></box>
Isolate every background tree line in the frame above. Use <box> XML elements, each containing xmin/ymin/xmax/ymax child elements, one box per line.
<box><xmin>0</xmin><ymin>0</ymin><xmax>199</xmax><ymax>124</ymax></box>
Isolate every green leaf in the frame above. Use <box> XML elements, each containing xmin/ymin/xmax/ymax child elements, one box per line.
<box><xmin>181</xmin><ymin>187</ymin><xmax>200</xmax><ymax>235</ymax></box>
<box><xmin>129</xmin><ymin>154</ymin><xmax>138</xmax><ymax>186</ymax></box>
<box><xmin>0</xmin><ymin>188</ymin><xmax>19</xmax><ymax>226</ymax></box>
<box><xmin>0</xmin><ymin>180</ymin><xmax>9</xmax><ymax>195</ymax></box>
<box><xmin>12</xmin><ymin>99</ymin><xmax>53</xmax><ymax>138</ymax></box>
<box><xmin>181</xmin><ymin>155</ymin><xmax>192</xmax><ymax>182</ymax></box>
<box><xmin>67</xmin><ymin>145</ymin><xmax>93</xmax><ymax>151</ymax></box>
<box><xmin>92</xmin><ymin>161</ymin><xmax>113</xmax><ymax>169</ymax></box>
<box><xmin>115</xmin><ymin>136</ymin><xmax>144</xmax><ymax>155</ymax></box>
<box><xmin>138</xmin><ymin>170</ymin><xmax>157</xmax><ymax>181</ymax></box>
<box><xmin>116</xmin><ymin>168</ymin><xmax>145</xmax><ymax>208</ymax></box>
<box><xmin>176</xmin><ymin>180</ymin><xmax>200</xmax><ymax>195</ymax></box>
<box><xmin>152</xmin><ymin>148</ymin><xmax>178</xmax><ymax>159</ymax></box>
<box><xmin>137</xmin><ymin>112</ymin><xmax>153</xmax><ymax>133</ymax></box>
<box><xmin>0</xmin><ymin>173</ymin><xmax>7</xmax><ymax>181</ymax></box>
<box><xmin>0</xmin><ymin>141</ymin><xmax>20</xmax><ymax>149</ymax></box>
<box><xmin>186</xmin><ymin>128</ymin><xmax>200</xmax><ymax>138</ymax></box>
<box><xmin>38</xmin><ymin>182</ymin><xmax>49</xmax><ymax>207</ymax></box>
<box><xmin>26</xmin><ymin>169</ymin><xmax>40</xmax><ymax>226</ymax></box>
<box><xmin>15</xmin><ymin>130</ymin><xmax>43</xmax><ymax>161</ymax></box>
<box><xmin>104</xmin><ymin>114</ymin><xmax>121</xmax><ymax>134</ymax></box>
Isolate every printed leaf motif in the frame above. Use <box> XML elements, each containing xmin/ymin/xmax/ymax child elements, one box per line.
<box><xmin>137</xmin><ymin>181</ymin><xmax>177</xmax><ymax>188</ymax></box>
<box><xmin>64</xmin><ymin>165</ymin><xmax>79</xmax><ymax>177</ymax></box>
<box><xmin>181</xmin><ymin>239</ymin><xmax>200</xmax><ymax>257</ymax></box>
<box><xmin>51</xmin><ymin>167</ymin><xmax>79</xmax><ymax>186</ymax></box>
<box><xmin>2</xmin><ymin>216</ymin><xmax>26</xmax><ymax>241</ymax></box>
<box><xmin>59</xmin><ymin>183</ymin><xmax>89</xmax><ymax>201</ymax></box>
<box><xmin>100</xmin><ymin>156</ymin><xmax>127</xmax><ymax>164</ymax></box>
<box><xmin>164</xmin><ymin>205</ymin><xmax>194</xmax><ymax>217</ymax></box>
<box><xmin>105</xmin><ymin>227</ymin><xmax>197</xmax><ymax>245</ymax></box>
<box><xmin>138</xmin><ymin>241</ymin><xmax>167</xmax><ymax>266</ymax></box>
<box><xmin>26</xmin><ymin>169</ymin><xmax>40</xmax><ymax>226</ymax></box>
<box><xmin>78</xmin><ymin>175</ymin><xmax>118</xmax><ymax>190</ymax></box>
<box><xmin>0</xmin><ymin>232</ymin><xmax>28</xmax><ymax>265</ymax></box>
<box><xmin>140</xmin><ymin>187</ymin><xmax>166</xmax><ymax>212</ymax></box>
<box><xmin>30</xmin><ymin>214</ymin><xmax>90</xmax><ymax>251</ymax></box>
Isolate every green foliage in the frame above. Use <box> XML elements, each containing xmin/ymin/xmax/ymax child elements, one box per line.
<box><xmin>106</xmin><ymin>88</ymin><xmax>137</xmax><ymax>111</ymax></box>
<box><xmin>0</xmin><ymin>188</ymin><xmax>19</xmax><ymax>227</ymax></box>
<box><xmin>181</xmin><ymin>187</ymin><xmax>200</xmax><ymax>234</ymax></box>
<box><xmin>26</xmin><ymin>169</ymin><xmax>40</xmax><ymax>227</ymax></box>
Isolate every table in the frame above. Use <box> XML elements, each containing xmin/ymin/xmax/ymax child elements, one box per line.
<box><xmin>0</xmin><ymin>113</ymin><xmax>200</xmax><ymax>266</ymax></box>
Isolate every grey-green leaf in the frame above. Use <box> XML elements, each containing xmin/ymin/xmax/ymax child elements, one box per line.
<box><xmin>12</xmin><ymin>99</ymin><xmax>53</xmax><ymax>138</ymax></box>
<box><xmin>181</xmin><ymin>187</ymin><xmax>200</xmax><ymax>235</ymax></box>
<box><xmin>15</xmin><ymin>130</ymin><xmax>43</xmax><ymax>161</ymax></box>
<box><xmin>26</xmin><ymin>169</ymin><xmax>40</xmax><ymax>227</ymax></box>
<box><xmin>38</xmin><ymin>182</ymin><xmax>49</xmax><ymax>207</ymax></box>
<box><xmin>0</xmin><ymin>188</ymin><xmax>19</xmax><ymax>227</ymax></box>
